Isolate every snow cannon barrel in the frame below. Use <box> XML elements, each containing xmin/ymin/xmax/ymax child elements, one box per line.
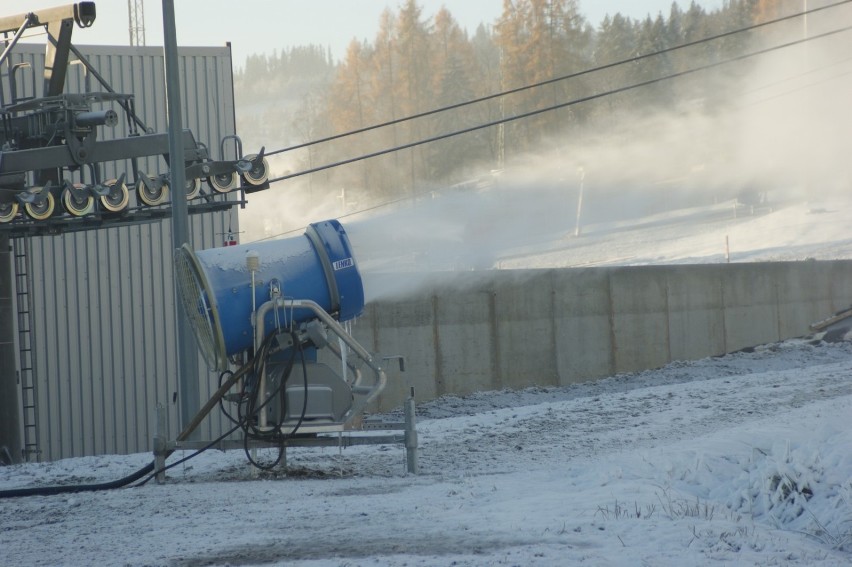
<box><xmin>174</xmin><ymin>219</ymin><xmax>364</xmax><ymax>371</ymax></box>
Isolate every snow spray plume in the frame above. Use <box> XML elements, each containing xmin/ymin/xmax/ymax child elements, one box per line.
<box><xmin>242</xmin><ymin>8</ymin><xmax>852</xmax><ymax>301</ymax></box>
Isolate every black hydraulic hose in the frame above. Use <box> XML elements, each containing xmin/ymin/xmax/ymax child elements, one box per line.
<box><xmin>0</xmin><ymin>357</ymin><xmax>253</xmax><ymax>499</ymax></box>
<box><xmin>0</xmin><ymin>462</ymin><xmax>155</xmax><ymax>499</ymax></box>
<box><xmin>218</xmin><ymin>369</ymin><xmax>241</xmax><ymax>426</ymax></box>
<box><xmin>242</xmin><ymin>331</ymin><xmax>309</xmax><ymax>470</ymax></box>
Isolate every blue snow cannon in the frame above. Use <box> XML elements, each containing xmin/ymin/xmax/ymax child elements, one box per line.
<box><xmin>174</xmin><ymin>219</ymin><xmax>364</xmax><ymax>371</ymax></box>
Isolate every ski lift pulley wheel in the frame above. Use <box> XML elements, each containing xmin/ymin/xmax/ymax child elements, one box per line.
<box><xmin>24</xmin><ymin>190</ymin><xmax>56</xmax><ymax>221</ymax></box>
<box><xmin>185</xmin><ymin>176</ymin><xmax>202</xmax><ymax>200</ymax></box>
<box><xmin>208</xmin><ymin>171</ymin><xmax>239</xmax><ymax>193</ymax></box>
<box><xmin>62</xmin><ymin>183</ymin><xmax>95</xmax><ymax>216</ymax></box>
<box><xmin>100</xmin><ymin>178</ymin><xmax>130</xmax><ymax>212</ymax></box>
<box><xmin>0</xmin><ymin>201</ymin><xmax>19</xmax><ymax>223</ymax></box>
<box><xmin>243</xmin><ymin>154</ymin><xmax>269</xmax><ymax>186</ymax></box>
<box><xmin>136</xmin><ymin>176</ymin><xmax>170</xmax><ymax>206</ymax></box>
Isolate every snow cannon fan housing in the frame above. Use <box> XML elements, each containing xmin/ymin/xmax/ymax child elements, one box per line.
<box><xmin>174</xmin><ymin>219</ymin><xmax>365</xmax><ymax>371</ymax></box>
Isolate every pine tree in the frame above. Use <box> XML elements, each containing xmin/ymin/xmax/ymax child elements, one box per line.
<box><xmin>495</xmin><ymin>0</ymin><xmax>532</xmax><ymax>154</ymax></box>
<box><xmin>394</xmin><ymin>0</ymin><xmax>434</xmax><ymax>192</ymax></box>
<box><xmin>633</xmin><ymin>14</ymin><xmax>672</xmax><ymax>108</ymax></box>
<box><xmin>470</xmin><ymin>24</ymin><xmax>502</xmax><ymax>163</ymax></box>
<box><xmin>429</xmin><ymin>8</ymin><xmax>482</xmax><ymax>181</ymax></box>
<box><xmin>362</xmin><ymin>8</ymin><xmax>403</xmax><ymax>199</ymax></box>
<box><xmin>752</xmin><ymin>0</ymin><xmax>783</xmax><ymax>22</ymax></box>
<box><xmin>239</xmin><ymin>0</ymin><xmax>768</xmax><ymax>204</ymax></box>
<box><xmin>593</xmin><ymin>13</ymin><xmax>638</xmax><ymax>126</ymax></box>
<box><xmin>328</xmin><ymin>40</ymin><xmax>369</xmax><ymax>136</ymax></box>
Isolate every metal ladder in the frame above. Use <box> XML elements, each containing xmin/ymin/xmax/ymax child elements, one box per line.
<box><xmin>12</xmin><ymin>238</ymin><xmax>40</xmax><ymax>461</ymax></box>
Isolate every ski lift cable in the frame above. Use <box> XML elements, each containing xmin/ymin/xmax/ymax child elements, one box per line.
<box><xmin>254</xmin><ymin>21</ymin><xmax>852</xmax><ymax>242</ymax></box>
<box><xmin>262</xmin><ymin>0</ymin><xmax>852</xmax><ymax>158</ymax></box>
<box><xmin>264</xmin><ymin>24</ymin><xmax>852</xmax><ymax>188</ymax></box>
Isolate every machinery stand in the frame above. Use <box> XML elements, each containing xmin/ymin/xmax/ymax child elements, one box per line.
<box><xmin>404</xmin><ymin>387</ymin><xmax>419</xmax><ymax>474</ymax></box>
<box><xmin>153</xmin><ymin>404</ymin><xmax>167</xmax><ymax>484</ymax></box>
<box><xmin>151</xmin><ymin>390</ymin><xmax>419</xmax><ymax>484</ymax></box>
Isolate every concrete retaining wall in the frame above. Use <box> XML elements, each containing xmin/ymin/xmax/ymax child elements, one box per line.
<box><xmin>354</xmin><ymin>261</ymin><xmax>852</xmax><ymax>411</ymax></box>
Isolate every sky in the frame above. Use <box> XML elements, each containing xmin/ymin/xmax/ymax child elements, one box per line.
<box><xmin>17</xmin><ymin>0</ymin><xmax>725</xmax><ymax>67</ymax></box>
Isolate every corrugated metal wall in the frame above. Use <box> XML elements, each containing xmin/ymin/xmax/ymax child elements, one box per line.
<box><xmin>8</xmin><ymin>44</ymin><xmax>241</xmax><ymax>461</ymax></box>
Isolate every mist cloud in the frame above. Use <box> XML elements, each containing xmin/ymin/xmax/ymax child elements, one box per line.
<box><xmin>240</xmin><ymin>14</ymin><xmax>852</xmax><ymax>302</ymax></box>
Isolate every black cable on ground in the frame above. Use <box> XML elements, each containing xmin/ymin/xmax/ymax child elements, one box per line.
<box><xmin>0</xmin><ymin>330</ymin><xmax>305</xmax><ymax>495</ymax></box>
<box><xmin>0</xmin><ymin>462</ymin><xmax>155</xmax><ymax>499</ymax></box>
<box><xmin>0</xmin><ymin>309</ymin><xmax>365</xmax><ymax>492</ymax></box>
<box><xmin>0</xmin><ymin>354</ymin><xmax>254</xmax><ymax>498</ymax></box>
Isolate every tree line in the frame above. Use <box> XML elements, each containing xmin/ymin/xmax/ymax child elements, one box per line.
<box><xmin>235</xmin><ymin>0</ymin><xmax>795</xmax><ymax>208</ymax></box>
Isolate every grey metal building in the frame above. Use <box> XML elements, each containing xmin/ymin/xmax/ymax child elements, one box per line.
<box><xmin>4</xmin><ymin>43</ymin><xmax>241</xmax><ymax>461</ymax></box>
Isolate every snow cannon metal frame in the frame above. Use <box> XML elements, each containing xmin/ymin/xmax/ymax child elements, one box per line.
<box><xmin>174</xmin><ymin>219</ymin><xmax>364</xmax><ymax>372</ymax></box>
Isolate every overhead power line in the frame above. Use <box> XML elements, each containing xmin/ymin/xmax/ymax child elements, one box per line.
<box><xmin>264</xmin><ymin>0</ymin><xmax>852</xmax><ymax>159</ymax></box>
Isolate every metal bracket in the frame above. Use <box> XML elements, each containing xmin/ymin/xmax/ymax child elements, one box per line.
<box><xmin>61</xmin><ymin>179</ymin><xmax>86</xmax><ymax>201</ymax></box>
<box><xmin>268</xmin><ymin>278</ymin><xmax>281</xmax><ymax>299</ymax></box>
<box><xmin>137</xmin><ymin>172</ymin><xmax>166</xmax><ymax>192</ymax></box>
<box><xmin>16</xmin><ymin>182</ymin><xmax>53</xmax><ymax>205</ymax></box>
<box><xmin>382</xmin><ymin>355</ymin><xmax>406</xmax><ymax>372</ymax></box>
<box><xmin>235</xmin><ymin>147</ymin><xmax>266</xmax><ymax>173</ymax></box>
<box><xmin>90</xmin><ymin>172</ymin><xmax>125</xmax><ymax>197</ymax></box>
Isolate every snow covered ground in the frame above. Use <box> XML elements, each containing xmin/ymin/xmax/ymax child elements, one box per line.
<box><xmin>495</xmin><ymin>199</ymin><xmax>852</xmax><ymax>269</ymax></box>
<box><xmin>3</xmin><ymin>197</ymin><xmax>852</xmax><ymax>566</ymax></box>
<box><xmin>2</xmin><ymin>334</ymin><xmax>851</xmax><ymax>566</ymax></box>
